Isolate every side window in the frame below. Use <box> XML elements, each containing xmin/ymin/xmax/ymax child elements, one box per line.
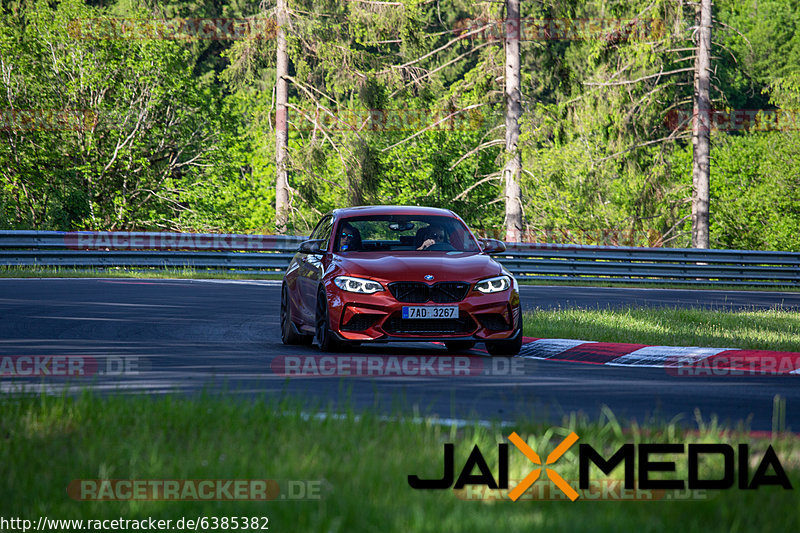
<box><xmin>310</xmin><ymin>215</ymin><xmax>333</xmax><ymax>251</ymax></box>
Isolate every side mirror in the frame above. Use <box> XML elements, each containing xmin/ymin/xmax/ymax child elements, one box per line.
<box><xmin>480</xmin><ymin>238</ymin><xmax>506</xmax><ymax>254</ymax></box>
<box><xmin>298</xmin><ymin>239</ymin><xmax>323</xmax><ymax>254</ymax></box>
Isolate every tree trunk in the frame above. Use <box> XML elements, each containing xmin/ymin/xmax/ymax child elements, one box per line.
<box><xmin>503</xmin><ymin>0</ymin><xmax>523</xmax><ymax>243</ymax></box>
<box><xmin>691</xmin><ymin>0</ymin><xmax>712</xmax><ymax>248</ymax></box>
<box><xmin>275</xmin><ymin>0</ymin><xmax>290</xmax><ymax>234</ymax></box>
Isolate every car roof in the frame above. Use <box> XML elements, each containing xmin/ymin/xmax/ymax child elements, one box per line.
<box><xmin>332</xmin><ymin>205</ymin><xmax>458</xmax><ymax>219</ymax></box>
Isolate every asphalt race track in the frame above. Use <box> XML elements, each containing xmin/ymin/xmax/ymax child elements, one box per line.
<box><xmin>2</xmin><ymin>278</ymin><xmax>800</xmax><ymax>431</ymax></box>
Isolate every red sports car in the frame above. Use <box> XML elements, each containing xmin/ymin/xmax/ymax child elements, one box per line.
<box><xmin>280</xmin><ymin>206</ymin><xmax>522</xmax><ymax>356</ymax></box>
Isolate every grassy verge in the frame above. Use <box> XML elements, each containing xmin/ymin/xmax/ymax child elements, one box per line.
<box><xmin>517</xmin><ymin>278</ymin><xmax>800</xmax><ymax>292</ymax></box>
<box><xmin>0</xmin><ymin>266</ymin><xmax>283</xmax><ymax>280</ymax></box>
<box><xmin>524</xmin><ymin>307</ymin><xmax>800</xmax><ymax>352</ymax></box>
<box><xmin>1</xmin><ymin>393</ymin><xmax>798</xmax><ymax>532</ymax></box>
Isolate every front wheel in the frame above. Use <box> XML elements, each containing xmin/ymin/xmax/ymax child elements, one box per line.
<box><xmin>484</xmin><ymin>313</ymin><xmax>523</xmax><ymax>357</ymax></box>
<box><xmin>316</xmin><ymin>288</ymin><xmax>344</xmax><ymax>352</ymax></box>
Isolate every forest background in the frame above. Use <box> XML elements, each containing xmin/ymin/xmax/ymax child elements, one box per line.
<box><xmin>2</xmin><ymin>0</ymin><xmax>799</xmax><ymax>250</ymax></box>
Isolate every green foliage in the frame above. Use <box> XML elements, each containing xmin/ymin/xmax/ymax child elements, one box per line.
<box><xmin>0</xmin><ymin>0</ymin><xmax>241</xmax><ymax>231</ymax></box>
<box><xmin>710</xmin><ymin>133</ymin><xmax>800</xmax><ymax>251</ymax></box>
<box><xmin>2</xmin><ymin>0</ymin><xmax>800</xmax><ymax>247</ymax></box>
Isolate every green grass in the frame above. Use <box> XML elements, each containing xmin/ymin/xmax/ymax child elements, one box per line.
<box><xmin>517</xmin><ymin>278</ymin><xmax>800</xmax><ymax>292</ymax></box>
<box><xmin>1</xmin><ymin>393</ymin><xmax>799</xmax><ymax>532</ymax></box>
<box><xmin>524</xmin><ymin>307</ymin><xmax>800</xmax><ymax>352</ymax></box>
<box><xmin>0</xmin><ymin>265</ymin><xmax>283</xmax><ymax>280</ymax></box>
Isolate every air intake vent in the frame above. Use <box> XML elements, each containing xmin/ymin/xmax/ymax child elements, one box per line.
<box><xmin>342</xmin><ymin>314</ymin><xmax>382</xmax><ymax>331</ymax></box>
<box><xmin>476</xmin><ymin>313</ymin><xmax>510</xmax><ymax>331</ymax></box>
<box><xmin>430</xmin><ymin>282</ymin><xmax>470</xmax><ymax>303</ymax></box>
<box><xmin>383</xmin><ymin>313</ymin><xmax>477</xmax><ymax>335</ymax></box>
<box><xmin>388</xmin><ymin>282</ymin><xmax>429</xmax><ymax>303</ymax></box>
<box><xmin>388</xmin><ymin>281</ymin><xmax>470</xmax><ymax>303</ymax></box>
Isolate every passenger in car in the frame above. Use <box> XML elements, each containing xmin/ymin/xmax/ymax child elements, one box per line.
<box><xmin>339</xmin><ymin>223</ymin><xmax>362</xmax><ymax>251</ymax></box>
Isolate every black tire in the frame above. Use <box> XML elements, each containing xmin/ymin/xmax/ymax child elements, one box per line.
<box><xmin>281</xmin><ymin>285</ymin><xmax>312</xmax><ymax>345</ymax></box>
<box><xmin>316</xmin><ymin>288</ymin><xmax>344</xmax><ymax>352</ymax></box>
<box><xmin>485</xmin><ymin>313</ymin><xmax>523</xmax><ymax>357</ymax></box>
<box><xmin>444</xmin><ymin>340</ymin><xmax>476</xmax><ymax>352</ymax></box>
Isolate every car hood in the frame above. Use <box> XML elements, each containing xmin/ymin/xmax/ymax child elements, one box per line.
<box><xmin>330</xmin><ymin>251</ymin><xmax>504</xmax><ymax>283</ymax></box>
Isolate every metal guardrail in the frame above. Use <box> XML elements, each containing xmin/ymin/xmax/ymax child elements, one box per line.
<box><xmin>0</xmin><ymin>230</ymin><xmax>798</xmax><ymax>286</ymax></box>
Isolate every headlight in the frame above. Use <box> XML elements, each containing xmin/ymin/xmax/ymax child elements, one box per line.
<box><xmin>334</xmin><ymin>276</ymin><xmax>384</xmax><ymax>294</ymax></box>
<box><xmin>474</xmin><ymin>275</ymin><xmax>511</xmax><ymax>294</ymax></box>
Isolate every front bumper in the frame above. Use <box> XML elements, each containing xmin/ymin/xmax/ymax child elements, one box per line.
<box><xmin>331</xmin><ymin>327</ymin><xmax>523</xmax><ymax>344</ymax></box>
<box><xmin>325</xmin><ymin>283</ymin><xmax>521</xmax><ymax>342</ymax></box>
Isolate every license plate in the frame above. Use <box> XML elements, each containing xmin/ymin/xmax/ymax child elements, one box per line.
<box><xmin>402</xmin><ymin>306</ymin><xmax>459</xmax><ymax>319</ymax></box>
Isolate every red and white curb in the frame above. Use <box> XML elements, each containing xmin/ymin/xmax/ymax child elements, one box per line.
<box><xmin>519</xmin><ymin>337</ymin><xmax>800</xmax><ymax>375</ymax></box>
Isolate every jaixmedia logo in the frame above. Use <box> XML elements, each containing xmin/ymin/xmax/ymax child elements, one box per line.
<box><xmin>408</xmin><ymin>430</ymin><xmax>792</xmax><ymax>501</ymax></box>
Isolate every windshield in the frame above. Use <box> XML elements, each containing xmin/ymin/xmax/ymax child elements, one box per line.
<box><xmin>334</xmin><ymin>215</ymin><xmax>481</xmax><ymax>253</ymax></box>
